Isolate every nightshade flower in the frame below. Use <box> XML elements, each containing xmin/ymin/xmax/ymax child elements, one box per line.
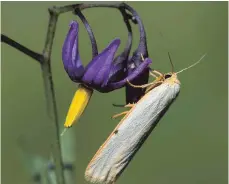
<box><xmin>62</xmin><ymin>21</ymin><xmax>151</xmax><ymax>128</ymax></box>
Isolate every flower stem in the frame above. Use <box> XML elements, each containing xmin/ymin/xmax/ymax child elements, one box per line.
<box><xmin>40</xmin><ymin>7</ymin><xmax>66</xmax><ymax>184</ymax></box>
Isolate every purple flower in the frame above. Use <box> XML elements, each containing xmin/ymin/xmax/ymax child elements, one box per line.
<box><xmin>62</xmin><ymin>21</ymin><xmax>151</xmax><ymax>93</ymax></box>
<box><xmin>62</xmin><ymin>20</ymin><xmax>152</xmax><ymax>129</ymax></box>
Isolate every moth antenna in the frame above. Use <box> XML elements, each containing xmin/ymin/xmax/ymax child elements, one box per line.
<box><xmin>176</xmin><ymin>53</ymin><xmax>207</xmax><ymax>74</ymax></box>
<box><xmin>168</xmin><ymin>52</ymin><xmax>174</xmax><ymax>72</ymax></box>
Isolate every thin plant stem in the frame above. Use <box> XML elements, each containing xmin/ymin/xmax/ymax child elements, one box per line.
<box><xmin>41</xmin><ymin>8</ymin><xmax>65</xmax><ymax>184</ymax></box>
<box><xmin>1</xmin><ymin>34</ymin><xmax>43</xmax><ymax>63</ymax></box>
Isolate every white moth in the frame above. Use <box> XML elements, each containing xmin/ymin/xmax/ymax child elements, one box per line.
<box><xmin>85</xmin><ymin>54</ymin><xmax>206</xmax><ymax>184</ymax></box>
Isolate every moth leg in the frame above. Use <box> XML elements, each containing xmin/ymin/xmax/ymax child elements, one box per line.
<box><xmin>112</xmin><ymin>104</ymin><xmax>126</xmax><ymax>108</ymax></box>
<box><xmin>145</xmin><ymin>81</ymin><xmax>163</xmax><ymax>93</ymax></box>
<box><xmin>124</xmin><ymin>103</ymin><xmax>135</xmax><ymax>108</ymax></box>
<box><xmin>127</xmin><ymin>79</ymin><xmax>152</xmax><ymax>89</ymax></box>
<box><xmin>112</xmin><ymin>103</ymin><xmax>135</xmax><ymax>108</ymax></box>
<box><xmin>149</xmin><ymin>71</ymin><xmax>157</xmax><ymax>78</ymax></box>
<box><xmin>152</xmin><ymin>70</ymin><xmax>163</xmax><ymax>77</ymax></box>
<box><xmin>112</xmin><ymin>111</ymin><xmax>129</xmax><ymax>119</ymax></box>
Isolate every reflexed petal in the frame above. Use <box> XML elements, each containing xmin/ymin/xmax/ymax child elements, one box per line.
<box><xmin>107</xmin><ymin>56</ymin><xmax>130</xmax><ymax>83</ymax></box>
<box><xmin>82</xmin><ymin>38</ymin><xmax>121</xmax><ymax>86</ymax></box>
<box><xmin>125</xmin><ymin>52</ymin><xmax>150</xmax><ymax>103</ymax></box>
<box><xmin>125</xmin><ymin>69</ymin><xmax>149</xmax><ymax>103</ymax></box>
<box><xmin>108</xmin><ymin>58</ymin><xmax>152</xmax><ymax>90</ymax></box>
<box><xmin>108</xmin><ymin>62</ymin><xmax>126</xmax><ymax>83</ymax></box>
<box><xmin>62</xmin><ymin>21</ymin><xmax>84</xmax><ymax>81</ymax></box>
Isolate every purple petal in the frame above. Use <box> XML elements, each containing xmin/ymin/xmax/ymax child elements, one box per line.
<box><xmin>108</xmin><ymin>58</ymin><xmax>152</xmax><ymax>89</ymax></box>
<box><xmin>125</xmin><ymin>53</ymin><xmax>150</xmax><ymax>104</ymax></box>
<box><xmin>82</xmin><ymin>38</ymin><xmax>121</xmax><ymax>86</ymax></box>
<box><xmin>125</xmin><ymin>71</ymin><xmax>149</xmax><ymax>103</ymax></box>
<box><xmin>108</xmin><ymin>63</ymin><xmax>126</xmax><ymax>82</ymax></box>
<box><xmin>62</xmin><ymin>21</ymin><xmax>84</xmax><ymax>80</ymax></box>
<box><xmin>107</xmin><ymin>55</ymin><xmax>131</xmax><ymax>83</ymax></box>
<box><xmin>107</xmin><ymin>62</ymin><xmax>126</xmax><ymax>83</ymax></box>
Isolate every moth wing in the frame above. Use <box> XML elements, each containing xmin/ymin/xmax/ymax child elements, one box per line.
<box><xmin>85</xmin><ymin>82</ymin><xmax>180</xmax><ymax>184</ymax></box>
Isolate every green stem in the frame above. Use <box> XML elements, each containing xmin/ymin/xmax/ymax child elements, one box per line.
<box><xmin>41</xmin><ymin>8</ymin><xmax>65</xmax><ymax>184</ymax></box>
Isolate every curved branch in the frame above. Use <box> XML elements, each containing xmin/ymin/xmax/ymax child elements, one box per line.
<box><xmin>1</xmin><ymin>34</ymin><xmax>43</xmax><ymax>63</ymax></box>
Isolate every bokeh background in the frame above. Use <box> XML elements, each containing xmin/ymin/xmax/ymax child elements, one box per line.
<box><xmin>1</xmin><ymin>2</ymin><xmax>228</xmax><ymax>184</ymax></box>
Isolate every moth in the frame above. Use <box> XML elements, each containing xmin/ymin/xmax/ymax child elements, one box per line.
<box><xmin>85</xmin><ymin>54</ymin><xmax>206</xmax><ymax>184</ymax></box>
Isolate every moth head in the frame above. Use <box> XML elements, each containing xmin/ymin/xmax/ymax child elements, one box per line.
<box><xmin>163</xmin><ymin>72</ymin><xmax>180</xmax><ymax>84</ymax></box>
<box><xmin>164</xmin><ymin>73</ymin><xmax>173</xmax><ymax>79</ymax></box>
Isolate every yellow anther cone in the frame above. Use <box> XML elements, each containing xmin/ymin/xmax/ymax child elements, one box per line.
<box><xmin>64</xmin><ymin>84</ymin><xmax>93</xmax><ymax>128</ymax></box>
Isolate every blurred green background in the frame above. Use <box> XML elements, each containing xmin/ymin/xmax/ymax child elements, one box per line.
<box><xmin>1</xmin><ymin>2</ymin><xmax>228</xmax><ymax>184</ymax></box>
